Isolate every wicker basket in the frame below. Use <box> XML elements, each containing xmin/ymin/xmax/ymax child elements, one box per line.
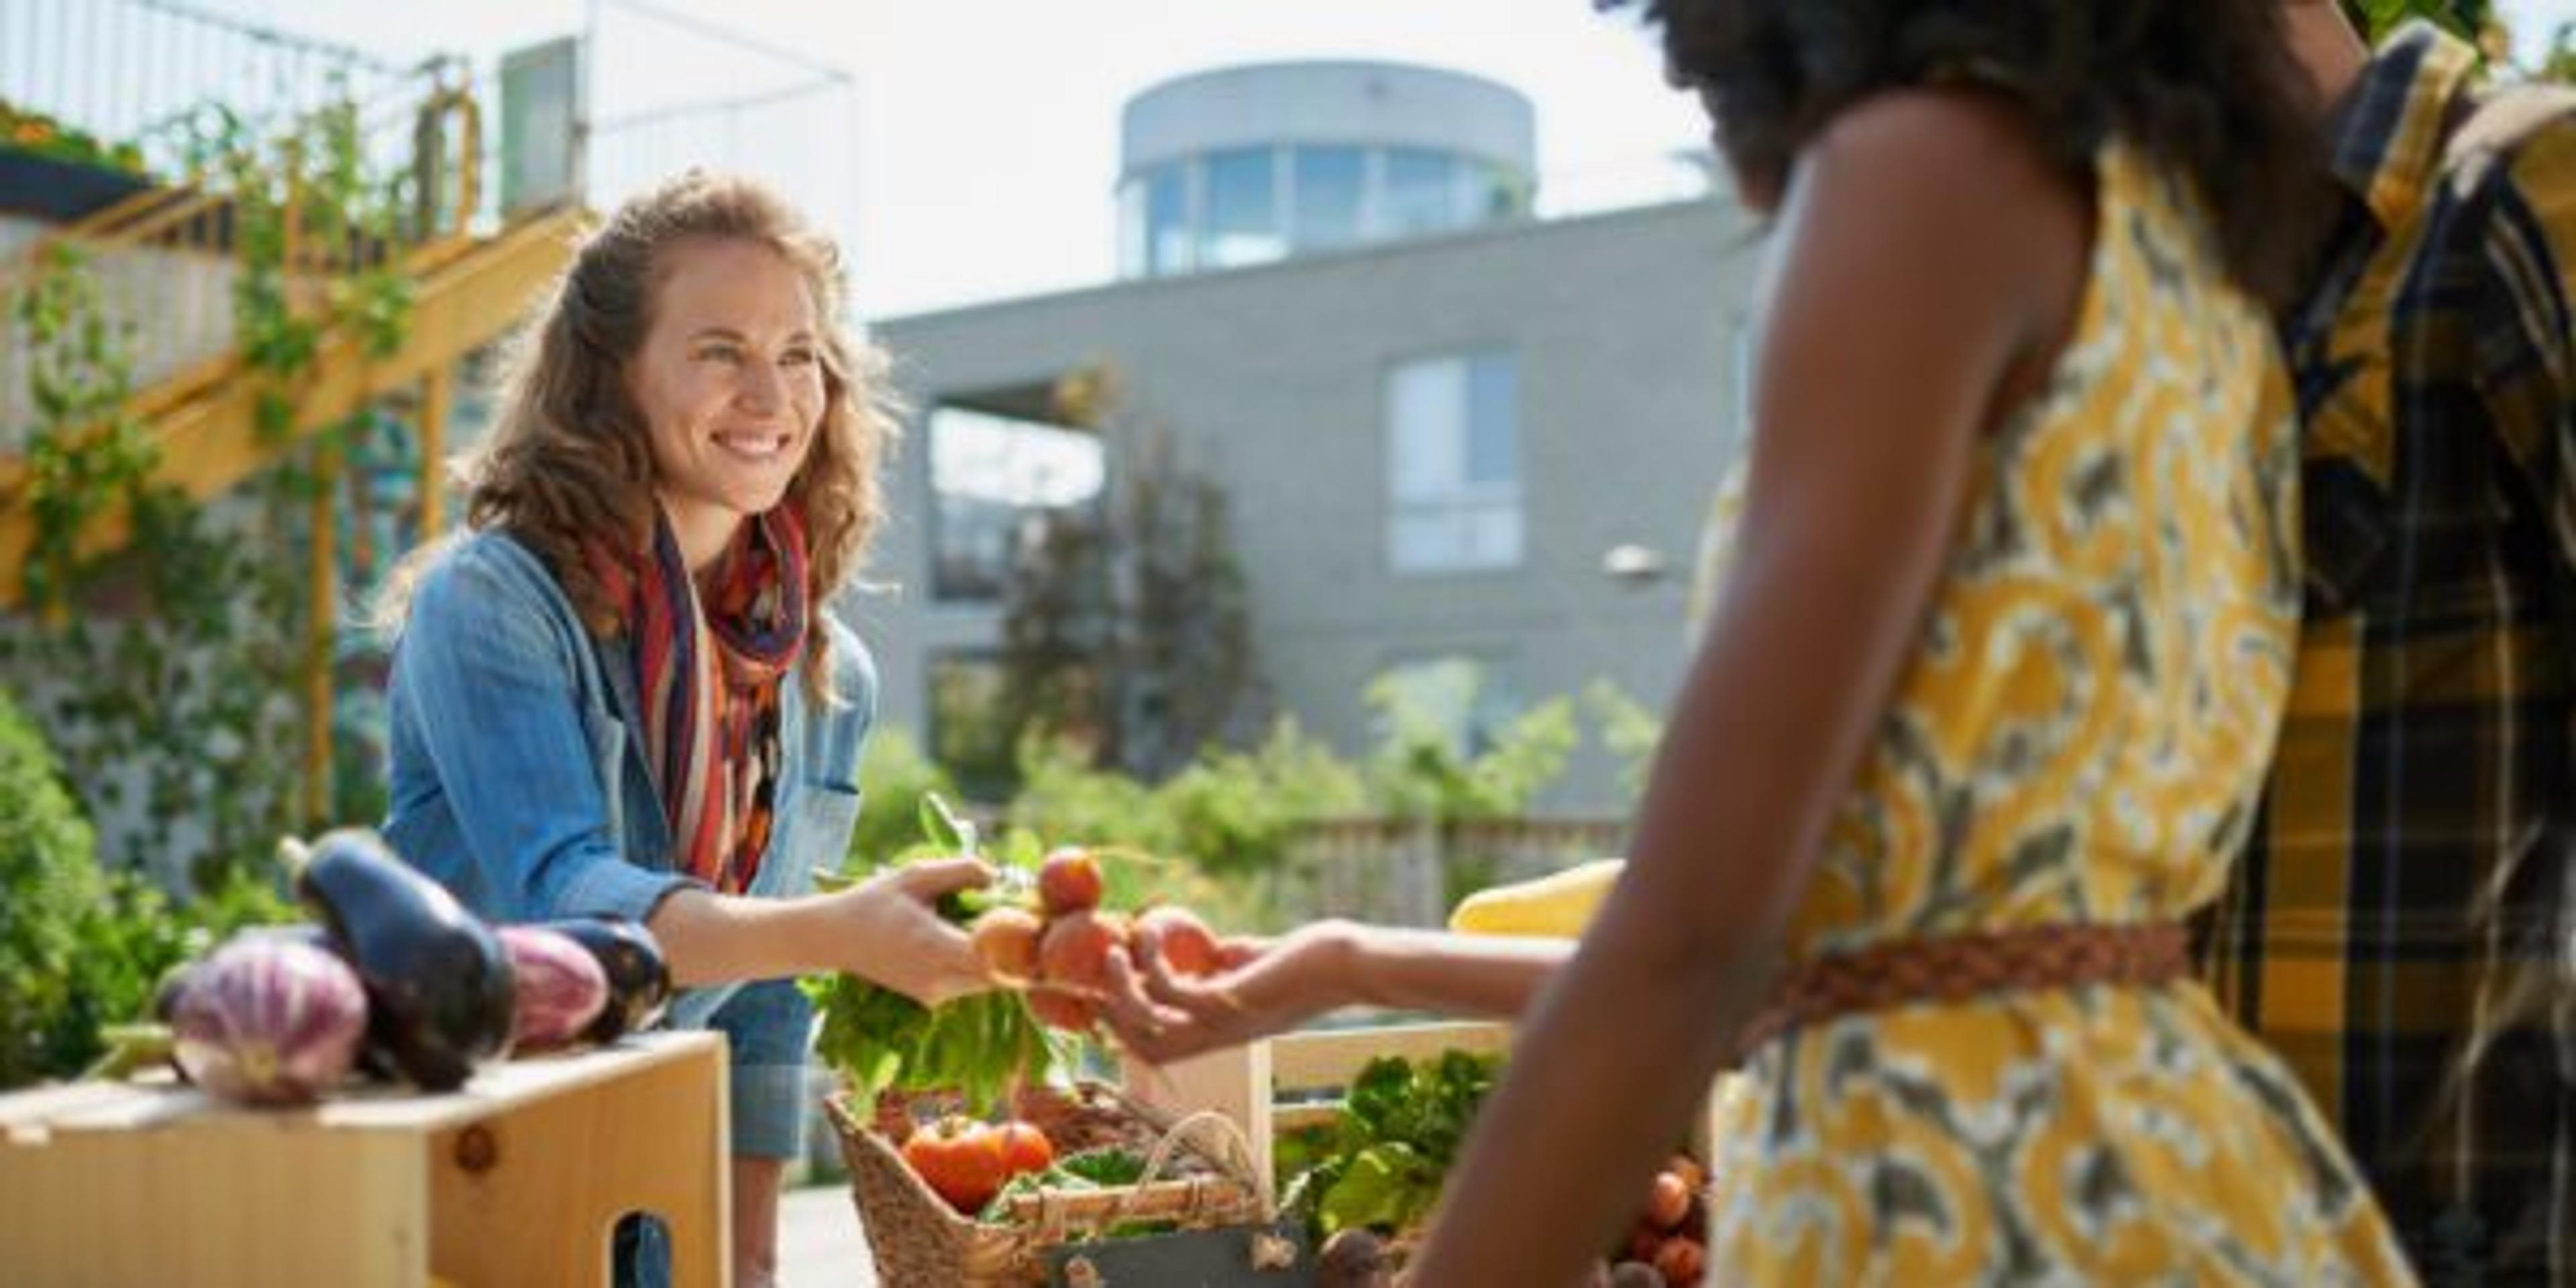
<box><xmin>829</xmin><ymin>1081</ymin><xmax>1276</xmax><ymax>1287</ymax></box>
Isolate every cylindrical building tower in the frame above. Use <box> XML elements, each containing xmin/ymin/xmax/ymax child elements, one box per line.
<box><xmin>1117</xmin><ymin>61</ymin><xmax>1537</xmax><ymax>278</ymax></box>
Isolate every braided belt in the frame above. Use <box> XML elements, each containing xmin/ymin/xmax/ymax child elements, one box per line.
<box><xmin>1733</xmin><ymin>920</ymin><xmax>2190</xmax><ymax>1057</ymax></box>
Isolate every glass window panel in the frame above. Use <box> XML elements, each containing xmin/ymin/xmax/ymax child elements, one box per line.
<box><xmin>1147</xmin><ymin>165</ymin><xmax>1191</xmax><ymax>276</ymax></box>
<box><xmin>1388</xmin><ymin>511</ymin><xmax>1454</xmax><ymax>574</ymax></box>
<box><xmin>1468</xmin><ymin>502</ymin><xmax>1524</xmax><ymax>568</ymax></box>
<box><xmin>1383</xmin><ymin>148</ymin><xmax>1460</xmax><ymax>237</ymax></box>
<box><xmin>1385</xmin><ymin>351</ymin><xmax>1522</xmax><ymax>574</ymax></box>
<box><xmin>1463</xmin><ymin>353</ymin><xmax>1517</xmax><ymax>487</ymax></box>
<box><xmin>930</xmin><ymin>406</ymin><xmax>1104</xmax><ymax>600</ymax></box>
<box><xmin>1203</xmin><ymin>146</ymin><xmax>1283</xmax><ymax>268</ymax></box>
<box><xmin>1116</xmin><ymin>178</ymin><xmax>1147</xmax><ymax>277</ymax></box>
<box><xmin>1386</xmin><ymin>358</ymin><xmax>1466</xmax><ymax>504</ymax></box>
<box><xmin>1291</xmin><ymin>145</ymin><xmax>1365</xmax><ymax>250</ymax></box>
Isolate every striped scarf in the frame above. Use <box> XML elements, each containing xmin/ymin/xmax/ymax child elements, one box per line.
<box><xmin>602</xmin><ymin>508</ymin><xmax>810</xmax><ymax>894</ymax></box>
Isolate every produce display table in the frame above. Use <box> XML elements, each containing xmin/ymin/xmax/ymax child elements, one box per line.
<box><xmin>0</xmin><ymin>1030</ymin><xmax>728</xmax><ymax>1287</ymax></box>
<box><xmin>1123</xmin><ymin>1018</ymin><xmax>1737</xmax><ymax>1187</ymax></box>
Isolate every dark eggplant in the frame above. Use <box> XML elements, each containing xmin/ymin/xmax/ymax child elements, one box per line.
<box><xmin>533</xmin><ymin>917</ymin><xmax>672</xmax><ymax>1042</ymax></box>
<box><xmin>293</xmin><ymin>828</ymin><xmax>516</xmax><ymax>1091</ymax></box>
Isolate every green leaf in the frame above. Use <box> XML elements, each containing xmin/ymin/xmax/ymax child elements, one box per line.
<box><xmin>1317</xmin><ymin>1142</ymin><xmax>1442</xmax><ymax>1235</ymax></box>
<box><xmin>919</xmin><ymin>790</ymin><xmax>971</xmax><ymax>853</ymax></box>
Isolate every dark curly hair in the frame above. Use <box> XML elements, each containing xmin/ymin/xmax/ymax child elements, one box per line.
<box><xmin>1607</xmin><ymin>0</ymin><xmax>2328</xmax><ymax>304</ymax></box>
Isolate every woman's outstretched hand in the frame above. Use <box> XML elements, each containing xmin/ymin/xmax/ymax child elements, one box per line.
<box><xmin>1096</xmin><ymin>918</ymin><xmax>1364</xmax><ymax>1064</ymax></box>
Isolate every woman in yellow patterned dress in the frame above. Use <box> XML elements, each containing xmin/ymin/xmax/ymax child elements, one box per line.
<box><xmin>1103</xmin><ymin>1</ymin><xmax>2419</xmax><ymax>1283</ymax></box>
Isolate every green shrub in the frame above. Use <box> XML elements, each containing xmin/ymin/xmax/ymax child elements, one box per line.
<box><xmin>847</xmin><ymin>728</ymin><xmax>957</xmax><ymax>867</ymax></box>
<box><xmin>1362</xmin><ymin>663</ymin><xmax>1578</xmax><ymax>824</ymax></box>
<box><xmin>0</xmin><ymin>686</ymin><xmax>300</xmax><ymax>1089</ymax></box>
<box><xmin>0</xmin><ymin>685</ymin><xmax>107</xmax><ymax>1087</ymax></box>
<box><xmin>1157</xmin><ymin>719</ymin><xmax>1366</xmax><ymax>875</ymax></box>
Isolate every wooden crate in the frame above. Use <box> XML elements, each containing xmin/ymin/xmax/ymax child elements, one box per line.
<box><xmin>0</xmin><ymin>1030</ymin><xmax>728</xmax><ymax>1288</ymax></box>
<box><xmin>1122</xmin><ymin>1019</ymin><xmax>1735</xmax><ymax>1188</ymax></box>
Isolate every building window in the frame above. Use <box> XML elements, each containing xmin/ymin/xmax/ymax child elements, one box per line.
<box><xmin>929</xmin><ymin>404</ymin><xmax>1105</xmax><ymax>602</ymax></box>
<box><xmin>1202</xmin><ymin>146</ymin><xmax>1284</xmax><ymax>269</ymax></box>
<box><xmin>1291</xmin><ymin>145</ymin><xmax>1366</xmax><ymax>250</ymax></box>
<box><xmin>1381</xmin><ymin>148</ymin><xmax>1461</xmax><ymax>238</ymax></box>
<box><xmin>1146</xmin><ymin>164</ymin><xmax>1193</xmax><ymax>276</ymax></box>
<box><xmin>1387</xmin><ymin>350</ymin><xmax>1521</xmax><ymax>574</ymax></box>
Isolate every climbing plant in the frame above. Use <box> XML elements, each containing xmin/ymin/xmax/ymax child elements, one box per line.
<box><xmin>0</xmin><ymin>92</ymin><xmax>415</xmax><ymax>893</ymax></box>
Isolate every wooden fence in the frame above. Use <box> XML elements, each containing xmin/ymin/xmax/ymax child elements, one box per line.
<box><xmin>1277</xmin><ymin>816</ymin><xmax>1629</xmax><ymax>927</ymax></box>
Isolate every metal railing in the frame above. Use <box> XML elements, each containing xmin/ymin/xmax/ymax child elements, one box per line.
<box><xmin>581</xmin><ymin>0</ymin><xmax>857</xmax><ymax>259</ymax></box>
<box><xmin>1</xmin><ymin>0</ymin><xmax>417</xmax><ymax>172</ymax></box>
<box><xmin>0</xmin><ymin>61</ymin><xmax>484</xmax><ymax>453</ymax></box>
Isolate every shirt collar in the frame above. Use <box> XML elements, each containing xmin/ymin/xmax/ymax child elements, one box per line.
<box><xmin>2323</xmin><ymin>21</ymin><xmax>2481</xmax><ymax>231</ymax></box>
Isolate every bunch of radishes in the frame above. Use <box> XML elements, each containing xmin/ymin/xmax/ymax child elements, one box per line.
<box><xmin>1603</xmin><ymin>1154</ymin><xmax>1709</xmax><ymax>1285</ymax></box>
<box><xmin>965</xmin><ymin>846</ymin><xmax>1228</xmax><ymax>1031</ymax></box>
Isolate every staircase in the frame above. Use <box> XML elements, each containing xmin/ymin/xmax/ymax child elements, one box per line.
<box><xmin>0</xmin><ymin>5</ymin><xmax>584</xmax><ymax>843</ymax></box>
<box><xmin>0</xmin><ymin>89</ymin><xmax>579</xmax><ymax>602</ymax></box>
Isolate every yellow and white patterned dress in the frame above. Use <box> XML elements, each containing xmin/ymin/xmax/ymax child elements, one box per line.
<box><xmin>1698</xmin><ymin>142</ymin><xmax>2416</xmax><ymax>1284</ymax></box>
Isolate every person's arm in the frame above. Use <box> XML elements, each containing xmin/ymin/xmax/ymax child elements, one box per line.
<box><xmin>398</xmin><ymin>545</ymin><xmax>991</xmax><ymax>1002</ymax></box>
<box><xmin>646</xmin><ymin>859</ymin><xmax>989</xmax><ymax>1001</ymax></box>
<box><xmin>1407</xmin><ymin>92</ymin><xmax>2088</xmax><ymax>1286</ymax></box>
<box><xmin>1101</xmin><ymin>920</ymin><xmax>1572</xmax><ymax>1064</ymax></box>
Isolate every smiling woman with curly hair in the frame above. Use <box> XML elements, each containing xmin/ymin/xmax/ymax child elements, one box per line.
<box><xmin>376</xmin><ymin>173</ymin><xmax>996</xmax><ymax>1287</ymax></box>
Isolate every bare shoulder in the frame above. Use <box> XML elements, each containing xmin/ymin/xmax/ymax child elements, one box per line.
<box><xmin>1784</xmin><ymin>89</ymin><xmax>2091</xmax><ymax>334</ymax></box>
<box><xmin>1815</xmin><ymin>89</ymin><xmax>2072</xmax><ymax>193</ymax></box>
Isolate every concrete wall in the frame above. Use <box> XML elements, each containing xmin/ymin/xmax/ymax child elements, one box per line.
<box><xmin>863</xmin><ymin>198</ymin><xmax>1764</xmax><ymax>812</ymax></box>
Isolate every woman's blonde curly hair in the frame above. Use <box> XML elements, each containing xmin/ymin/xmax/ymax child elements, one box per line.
<box><xmin>384</xmin><ymin>171</ymin><xmax>897</xmax><ymax>699</ymax></box>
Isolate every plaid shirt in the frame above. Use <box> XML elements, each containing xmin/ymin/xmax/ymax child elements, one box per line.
<box><xmin>2201</xmin><ymin>24</ymin><xmax>2576</xmax><ymax>1285</ymax></box>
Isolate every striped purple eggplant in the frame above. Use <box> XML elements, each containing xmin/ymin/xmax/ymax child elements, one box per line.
<box><xmin>169</xmin><ymin>934</ymin><xmax>368</xmax><ymax>1106</ymax></box>
<box><xmin>496</xmin><ymin>925</ymin><xmax>610</xmax><ymax>1052</ymax></box>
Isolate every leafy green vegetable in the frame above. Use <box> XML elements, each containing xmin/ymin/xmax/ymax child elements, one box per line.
<box><xmin>801</xmin><ymin>794</ymin><xmax>1061</xmax><ymax>1112</ymax></box>
<box><xmin>989</xmin><ymin>1145</ymin><xmax>1151</xmax><ymax>1210</ymax></box>
<box><xmin>1057</xmin><ymin>1147</ymin><xmax>1150</xmax><ymax>1187</ymax></box>
<box><xmin>1284</xmin><ymin>1049</ymin><xmax>1503</xmax><ymax>1241</ymax></box>
<box><xmin>1318</xmin><ymin>1140</ymin><xmax>1443</xmax><ymax>1235</ymax></box>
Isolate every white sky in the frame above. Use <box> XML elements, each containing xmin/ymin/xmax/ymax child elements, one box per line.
<box><xmin>165</xmin><ymin>0</ymin><xmax>2576</xmax><ymax>320</ymax></box>
<box><xmin>186</xmin><ymin>0</ymin><xmax>1708</xmax><ymax>319</ymax></box>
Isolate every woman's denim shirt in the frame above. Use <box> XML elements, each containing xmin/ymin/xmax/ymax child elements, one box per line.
<box><xmin>382</xmin><ymin>529</ymin><xmax>872</xmax><ymax>1159</ymax></box>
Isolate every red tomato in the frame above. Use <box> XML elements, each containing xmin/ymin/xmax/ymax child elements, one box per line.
<box><xmin>899</xmin><ymin>1115</ymin><xmax>1008</xmax><ymax>1215</ymax></box>
<box><xmin>991</xmin><ymin>1120</ymin><xmax>1055</xmax><ymax>1177</ymax></box>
